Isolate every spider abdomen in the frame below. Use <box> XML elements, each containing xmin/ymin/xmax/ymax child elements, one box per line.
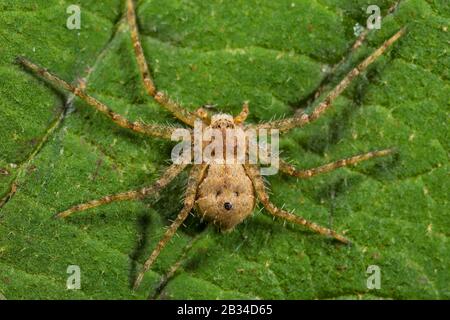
<box><xmin>196</xmin><ymin>164</ymin><xmax>255</xmax><ymax>231</ymax></box>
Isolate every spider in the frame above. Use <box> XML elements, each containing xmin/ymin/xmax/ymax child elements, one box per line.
<box><xmin>17</xmin><ymin>0</ymin><xmax>405</xmax><ymax>290</ymax></box>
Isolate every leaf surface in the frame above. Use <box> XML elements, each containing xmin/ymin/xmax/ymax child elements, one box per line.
<box><xmin>0</xmin><ymin>0</ymin><xmax>448</xmax><ymax>299</ymax></box>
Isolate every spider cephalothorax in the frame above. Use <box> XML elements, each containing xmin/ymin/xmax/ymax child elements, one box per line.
<box><xmin>209</xmin><ymin>113</ymin><xmax>236</xmax><ymax>129</ymax></box>
<box><xmin>17</xmin><ymin>0</ymin><xmax>405</xmax><ymax>290</ymax></box>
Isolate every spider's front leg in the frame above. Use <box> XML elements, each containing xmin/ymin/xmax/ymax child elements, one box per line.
<box><xmin>193</xmin><ymin>101</ymin><xmax>249</xmax><ymax>124</ymax></box>
<box><xmin>279</xmin><ymin>148</ymin><xmax>395</xmax><ymax>178</ymax></box>
<box><xmin>244</xmin><ymin>165</ymin><xmax>350</xmax><ymax>244</ymax></box>
<box><xmin>133</xmin><ymin>164</ymin><xmax>207</xmax><ymax>290</ymax></box>
<box><xmin>126</xmin><ymin>0</ymin><xmax>199</xmax><ymax>127</ymax></box>
<box><xmin>16</xmin><ymin>57</ymin><xmax>178</xmax><ymax>140</ymax></box>
<box><xmin>234</xmin><ymin>101</ymin><xmax>249</xmax><ymax>124</ymax></box>
<box><xmin>55</xmin><ymin>163</ymin><xmax>187</xmax><ymax>218</ymax></box>
<box><xmin>252</xmin><ymin>28</ymin><xmax>405</xmax><ymax>133</ymax></box>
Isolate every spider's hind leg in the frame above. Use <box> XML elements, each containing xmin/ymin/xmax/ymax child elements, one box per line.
<box><xmin>244</xmin><ymin>164</ymin><xmax>350</xmax><ymax>244</ymax></box>
<box><xmin>133</xmin><ymin>164</ymin><xmax>207</xmax><ymax>290</ymax></box>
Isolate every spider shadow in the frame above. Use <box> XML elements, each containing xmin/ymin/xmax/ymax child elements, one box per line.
<box><xmin>292</xmin><ymin>57</ymin><xmax>384</xmax><ymax>156</ymax></box>
<box><xmin>300</xmin><ymin>152</ymin><xmax>399</xmax><ymax>228</ymax></box>
<box><xmin>15</xmin><ymin>59</ymin><xmax>68</xmax><ymax>105</ymax></box>
<box><xmin>128</xmin><ymin>169</ymin><xmax>208</xmax><ymax>288</ymax></box>
<box><xmin>128</xmin><ymin>212</ymin><xmax>152</xmax><ymax>288</ymax></box>
<box><xmin>148</xmin><ymin>224</ymin><xmax>212</xmax><ymax>300</ymax></box>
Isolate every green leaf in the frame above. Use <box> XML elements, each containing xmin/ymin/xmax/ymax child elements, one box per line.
<box><xmin>0</xmin><ymin>0</ymin><xmax>448</xmax><ymax>299</ymax></box>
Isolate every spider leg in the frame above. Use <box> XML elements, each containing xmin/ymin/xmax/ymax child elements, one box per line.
<box><xmin>16</xmin><ymin>57</ymin><xmax>178</xmax><ymax>140</ymax></box>
<box><xmin>280</xmin><ymin>148</ymin><xmax>394</xmax><ymax>178</ymax></box>
<box><xmin>244</xmin><ymin>164</ymin><xmax>350</xmax><ymax>244</ymax></box>
<box><xmin>133</xmin><ymin>164</ymin><xmax>207</xmax><ymax>290</ymax></box>
<box><xmin>126</xmin><ymin>0</ymin><xmax>198</xmax><ymax>127</ymax></box>
<box><xmin>194</xmin><ymin>107</ymin><xmax>211</xmax><ymax>124</ymax></box>
<box><xmin>253</xmin><ymin>28</ymin><xmax>406</xmax><ymax>133</ymax></box>
<box><xmin>234</xmin><ymin>101</ymin><xmax>249</xmax><ymax>124</ymax></box>
<box><xmin>55</xmin><ymin>163</ymin><xmax>187</xmax><ymax>218</ymax></box>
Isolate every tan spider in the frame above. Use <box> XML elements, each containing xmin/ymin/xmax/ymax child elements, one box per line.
<box><xmin>17</xmin><ymin>0</ymin><xmax>405</xmax><ymax>290</ymax></box>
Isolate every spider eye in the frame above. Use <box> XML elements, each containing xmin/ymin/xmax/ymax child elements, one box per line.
<box><xmin>224</xmin><ymin>202</ymin><xmax>233</xmax><ymax>211</ymax></box>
